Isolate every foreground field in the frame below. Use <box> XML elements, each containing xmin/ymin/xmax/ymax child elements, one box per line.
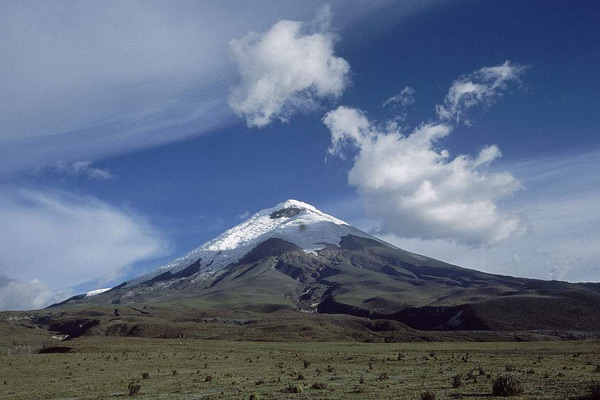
<box><xmin>1</xmin><ymin>338</ymin><xmax>599</xmax><ymax>399</ymax></box>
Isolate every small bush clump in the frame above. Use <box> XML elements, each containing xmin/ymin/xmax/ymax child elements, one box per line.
<box><xmin>421</xmin><ymin>390</ymin><xmax>437</xmax><ymax>400</ymax></box>
<box><xmin>141</xmin><ymin>372</ymin><xmax>150</xmax><ymax>380</ymax></box>
<box><xmin>452</xmin><ymin>374</ymin><xmax>463</xmax><ymax>388</ymax></box>
<box><xmin>492</xmin><ymin>374</ymin><xmax>524</xmax><ymax>396</ymax></box>
<box><xmin>248</xmin><ymin>393</ymin><xmax>260</xmax><ymax>400</ymax></box>
<box><xmin>128</xmin><ymin>380</ymin><xmax>141</xmax><ymax>396</ymax></box>
<box><xmin>311</xmin><ymin>382</ymin><xmax>327</xmax><ymax>390</ymax></box>
<box><xmin>505</xmin><ymin>364</ymin><xmax>516</xmax><ymax>372</ymax></box>
<box><xmin>285</xmin><ymin>384</ymin><xmax>303</xmax><ymax>393</ymax></box>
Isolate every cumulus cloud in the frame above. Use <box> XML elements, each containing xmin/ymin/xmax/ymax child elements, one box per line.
<box><xmin>0</xmin><ymin>188</ymin><xmax>169</xmax><ymax>309</ymax></box>
<box><xmin>323</xmin><ymin>62</ymin><xmax>525</xmax><ymax>245</ymax></box>
<box><xmin>228</xmin><ymin>8</ymin><xmax>350</xmax><ymax>128</ymax></box>
<box><xmin>435</xmin><ymin>61</ymin><xmax>525</xmax><ymax>124</ymax></box>
<box><xmin>378</xmin><ymin>151</ymin><xmax>600</xmax><ymax>282</ymax></box>
<box><xmin>383</xmin><ymin>86</ymin><xmax>416</xmax><ymax>107</ymax></box>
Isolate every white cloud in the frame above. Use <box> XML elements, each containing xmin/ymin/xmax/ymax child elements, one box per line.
<box><xmin>68</xmin><ymin>161</ymin><xmax>112</xmax><ymax>180</ymax></box>
<box><xmin>330</xmin><ymin>152</ymin><xmax>600</xmax><ymax>283</ymax></box>
<box><xmin>42</xmin><ymin>161</ymin><xmax>113</xmax><ymax>180</ymax></box>
<box><xmin>381</xmin><ymin>176</ymin><xmax>600</xmax><ymax>282</ymax></box>
<box><xmin>323</xmin><ymin>62</ymin><xmax>526</xmax><ymax>245</ymax></box>
<box><xmin>228</xmin><ymin>8</ymin><xmax>350</xmax><ymax>128</ymax></box>
<box><xmin>0</xmin><ymin>188</ymin><xmax>169</xmax><ymax>309</ymax></box>
<box><xmin>0</xmin><ymin>275</ymin><xmax>72</xmax><ymax>311</ymax></box>
<box><xmin>237</xmin><ymin>210</ymin><xmax>251</xmax><ymax>220</ymax></box>
<box><xmin>383</xmin><ymin>86</ymin><xmax>416</xmax><ymax>107</ymax></box>
<box><xmin>435</xmin><ymin>61</ymin><xmax>525</xmax><ymax>124</ymax></box>
<box><xmin>0</xmin><ymin>2</ymin><xmax>431</xmax><ymax>173</ymax></box>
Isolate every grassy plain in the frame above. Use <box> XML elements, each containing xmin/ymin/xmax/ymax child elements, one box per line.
<box><xmin>1</xmin><ymin>337</ymin><xmax>599</xmax><ymax>399</ymax></box>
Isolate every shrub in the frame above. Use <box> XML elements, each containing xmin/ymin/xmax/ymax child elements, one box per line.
<box><xmin>492</xmin><ymin>374</ymin><xmax>524</xmax><ymax>396</ymax></box>
<box><xmin>505</xmin><ymin>365</ymin><xmax>516</xmax><ymax>372</ymax></box>
<box><xmin>421</xmin><ymin>390</ymin><xmax>437</xmax><ymax>400</ymax></box>
<box><xmin>452</xmin><ymin>374</ymin><xmax>463</xmax><ymax>388</ymax></box>
<box><xmin>378</xmin><ymin>372</ymin><xmax>389</xmax><ymax>380</ymax></box>
<box><xmin>248</xmin><ymin>393</ymin><xmax>260</xmax><ymax>400</ymax></box>
<box><xmin>205</xmin><ymin>375</ymin><xmax>213</xmax><ymax>382</ymax></box>
<box><xmin>311</xmin><ymin>382</ymin><xmax>327</xmax><ymax>390</ymax></box>
<box><xmin>303</xmin><ymin>360</ymin><xmax>311</xmax><ymax>368</ymax></box>
<box><xmin>141</xmin><ymin>372</ymin><xmax>150</xmax><ymax>380</ymax></box>
<box><xmin>127</xmin><ymin>380</ymin><xmax>141</xmax><ymax>396</ymax></box>
<box><xmin>285</xmin><ymin>384</ymin><xmax>303</xmax><ymax>393</ymax></box>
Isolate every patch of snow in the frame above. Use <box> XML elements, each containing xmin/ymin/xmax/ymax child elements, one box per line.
<box><xmin>85</xmin><ymin>288</ymin><xmax>110</xmax><ymax>297</ymax></box>
<box><xmin>127</xmin><ymin>199</ymin><xmax>373</xmax><ymax>286</ymax></box>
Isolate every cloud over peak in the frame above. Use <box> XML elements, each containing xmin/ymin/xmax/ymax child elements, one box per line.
<box><xmin>324</xmin><ymin>62</ymin><xmax>525</xmax><ymax>245</ymax></box>
<box><xmin>229</xmin><ymin>9</ymin><xmax>350</xmax><ymax>128</ymax></box>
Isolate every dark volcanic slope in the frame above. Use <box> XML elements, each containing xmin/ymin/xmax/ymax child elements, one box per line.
<box><xmin>64</xmin><ymin>235</ymin><xmax>600</xmax><ymax>333</ymax></box>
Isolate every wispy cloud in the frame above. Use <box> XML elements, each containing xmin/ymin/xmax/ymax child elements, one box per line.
<box><xmin>40</xmin><ymin>161</ymin><xmax>114</xmax><ymax>180</ymax></box>
<box><xmin>228</xmin><ymin>7</ymin><xmax>350</xmax><ymax>128</ymax></box>
<box><xmin>435</xmin><ymin>61</ymin><xmax>525</xmax><ymax>124</ymax></box>
<box><xmin>0</xmin><ymin>188</ymin><xmax>169</xmax><ymax>310</ymax></box>
<box><xmin>237</xmin><ymin>210</ymin><xmax>251</xmax><ymax>220</ymax></box>
<box><xmin>383</xmin><ymin>86</ymin><xmax>416</xmax><ymax>107</ymax></box>
<box><xmin>324</xmin><ymin>62</ymin><xmax>525</xmax><ymax>245</ymax></box>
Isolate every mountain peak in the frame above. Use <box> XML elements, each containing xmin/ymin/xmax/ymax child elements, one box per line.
<box><xmin>126</xmin><ymin>200</ymin><xmax>367</xmax><ymax>286</ymax></box>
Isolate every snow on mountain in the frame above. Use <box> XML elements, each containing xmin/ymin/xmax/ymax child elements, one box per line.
<box><xmin>85</xmin><ymin>288</ymin><xmax>110</xmax><ymax>297</ymax></box>
<box><xmin>126</xmin><ymin>199</ymin><xmax>371</xmax><ymax>286</ymax></box>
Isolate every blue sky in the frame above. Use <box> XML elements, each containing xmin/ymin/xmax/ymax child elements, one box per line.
<box><xmin>1</xmin><ymin>0</ymin><xmax>599</xmax><ymax>309</ymax></box>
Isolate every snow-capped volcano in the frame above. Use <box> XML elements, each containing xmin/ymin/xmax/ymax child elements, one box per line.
<box><xmin>127</xmin><ymin>200</ymin><xmax>371</xmax><ymax>286</ymax></box>
<box><xmin>53</xmin><ymin>199</ymin><xmax>600</xmax><ymax>335</ymax></box>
